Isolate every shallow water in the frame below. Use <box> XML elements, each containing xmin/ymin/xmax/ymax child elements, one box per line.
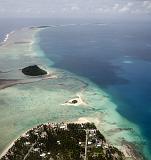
<box><xmin>0</xmin><ymin>21</ymin><xmax>151</xmax><ymax>159</ymax></box>
<box><xmin>39</xmin><ymin>23</ymin><xmax>151</xmax><ymax>158</ymax></box>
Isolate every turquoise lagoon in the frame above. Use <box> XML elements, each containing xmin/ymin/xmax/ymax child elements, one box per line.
<box><xmin>0</xmin><ymin>27</ymin><xmax>150</xmax><ymax>159</ymax></box>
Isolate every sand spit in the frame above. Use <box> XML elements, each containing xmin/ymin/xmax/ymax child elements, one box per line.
<box><xmin>0</xmin><ymin>26</ymin><xmax>150</xmax><ymax>159</ymax></box>
<box><xmin>74</xmin><ymin>117</ymin><xmax>100</xmax><ymax>125</ymax></box>
<box><xmin>121</xmin><ymin>141</ymin><xmax>145</xmax><ymax>160</ymax></box>
<box><xmin>0</xmin><ymin>27</ymin><xmax>57</xmax><ymax>90</ymax></box>
<box><xmin>0</xmin><ymin>74</ymin><xmax>57</xmax><ymax>90</ymax></box>
<box><xmin>74</xmin><ymin>117</ymin><xmax>144</xmax><ymax>160</ymax></box>
<box><xmin>0</xmin><ymin>79</ymin><xmax>19</xmax><ymax>90</ymax></box>
<box><xmin>61</xmin><ymin>93</ymin><xmax>87</xmax><ymax>106</ymax></box>
<box><xmin>0</xmin><ymin>64</ymin><xmax>57</xmax><ymax>90</ymax></box>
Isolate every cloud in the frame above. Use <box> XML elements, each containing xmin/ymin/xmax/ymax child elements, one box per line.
<box><xmin>112</xmin><ymin>2</ymin><xmax>134</xmax><ymax>13</ymax></box>
<box><xmin>112</xmin><ymin>4</ymin><xmax>120</xmax><ymax>11</ymax></box>
<box><xmin>143</xmin><ymin>1</ymin><xmax>151</xmax><ymax>10</ymax></box>
<box><xmin>127</xmin><ymin>2</ymin><xmax>133</xmax><ymax>7</ymax></box>
<box><xmin>0</xmin><ymin>0</ymin><xmax>151</xmax><ymax>18</ymax></box>
<box><xmin>143</xmin><ymin>1</ymin><xmax>150</xmax><ymax>6</ymax></box>
<box><xmin>118</xmin><ymin>5</ymin><xmax>130</xmax><ymax>13</ymax></box>
<box><xmin>96</xmin><ymin>2</ymin><xmax>134</xmax><ymax>14</ymax></box>
<box><xmin>119</xmin><ymin>7</ymin><xmax>129</xmax><ymax>13</ymax></box>
<box><xmin>71</xmin><ymin>6</ymin><xmax>80</xmax><ymax>11</ymax></box>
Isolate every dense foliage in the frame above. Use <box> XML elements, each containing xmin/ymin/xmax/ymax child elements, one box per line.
<box><xmin>1</xmin><ymin>123</ymin><xmax>124</xmax><ymax>160</ymax></box>
<box><xmin>22</xmin><ymin>65</ymin><xmax>47</xmax><ymax>76</ymax></box>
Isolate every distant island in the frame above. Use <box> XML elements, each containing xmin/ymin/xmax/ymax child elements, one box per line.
<box><xmin>30</xmin><ymin>26</ymin><xmax>50</xmax><ymax>29</ymax></box>
<box><xmin>0</xmin><ymin>122</ymin><xmax>124</xmax><ymax>160</ymax></box>
<box><xmin>22</xmin><ymin>65</ymin><xmax>47</xmax><ymax>76</ymax></box>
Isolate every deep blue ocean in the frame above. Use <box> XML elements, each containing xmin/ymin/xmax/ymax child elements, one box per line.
<box><xmin>38</xmin><ymin>20</ymin><xmax>151</xmax><ymax>154</ymax></box>
<box><xmin>0</xmin><ymin>18</ymin><xmax>151</xmax><ymax>156</ymax></box>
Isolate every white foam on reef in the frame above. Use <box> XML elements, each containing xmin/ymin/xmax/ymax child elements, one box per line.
<box><xmin>3</xmin><ymin>34</ymin><xmax>9</xmax><ymax>43</ymax></box>
<box><xmin>0</xmin><ymin>31</ymin><xmax>15</xmax><ymax>45</ymax></box>
<box><xmin>4</xmin><ymin>31</ymin><xmax>15</xmax><ymax>42</ymax></box>
<box><xmin>0</xmin><ymin>26</ymin><xmax>150</xmax><ymax>159</ymax></box>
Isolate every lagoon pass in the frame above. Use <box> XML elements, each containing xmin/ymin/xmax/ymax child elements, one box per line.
<box><xmin>0</xmin><ymin>27</ymin><xmax>150</xmax><ymax>159</ymax></box>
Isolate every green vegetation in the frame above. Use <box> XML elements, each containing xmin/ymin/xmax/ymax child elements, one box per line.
<box><xmin>1</xmin><ymin>123</ymin><xmax>124</xmax><ymax>160</ymax></box>
<box><xmin>22</xmin><ymin>65</ymin><xmax>47</xmax><ymax>76</ymax></box>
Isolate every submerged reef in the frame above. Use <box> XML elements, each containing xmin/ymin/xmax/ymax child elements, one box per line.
<box><xmin>22</xmin><ymin>65</ymin><xmax>47</xmax><ymax>76</ymax></box>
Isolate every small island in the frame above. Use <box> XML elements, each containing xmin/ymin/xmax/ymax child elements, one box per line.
<box><xmin>0</xmin><ymin>122</ymin><xmax>124</xmax><ymax>160</ymax></box>
<box><xmin>62</xmin><ymin>94</ymin><xmax>87</xmax><ymax>106</ymax></box>
<box><xmin>22</xmin><ymin>65</ymin><xmax>47</xmax><ymax>76</ymax></box>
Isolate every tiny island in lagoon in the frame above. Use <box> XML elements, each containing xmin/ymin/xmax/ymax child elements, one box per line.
<box><xmin>0</xmin><ymin>25</ymin><xmax>150</xmax><ymax>160</ymax></box>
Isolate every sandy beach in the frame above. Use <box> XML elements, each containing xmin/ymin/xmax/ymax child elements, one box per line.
<box><xmin>61</xmin><ymin>93</ymin><xmax>87</xmax><ymax>106</ymax></box>
<box><xmin>0</xmin><ymin>26</ymin><xmax>150</xmax><ymax>159</ymax></box>
<box><xmin>0</xmin><ymin>27</ymin><xmax>57</xmax><ymax>90</ymax></box>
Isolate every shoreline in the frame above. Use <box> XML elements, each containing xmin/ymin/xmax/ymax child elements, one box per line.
<box><xmin>0</xmin><ymin>30</ymin><xmax>15</xmax><ymax>46</ymax></box>
<box><xmin>74</xmin><ymin>117</ymin><xmax>145</xmax><ymax>160</ymax></box>
<box><xmin>0</xmin><ymin>74</ymin><xmax>57</xmax><ymax>90</ymax></box>
<box><xmin>0</xmin><ymin>26</ymin><xmax>150</xmax><ymax>159</ymax></box>
<box><xmin>0</xmin><ymin>120</ymin><xmax>145</xmax><ymax>160</ymax></box>
<box><xmin>0</xmin><ymin>26</ymin><xmax>56</xmax><ymax>90</ymax></box>
<box><xmin>61</xmin><ymin>93</ymin><xmax>87</xmax><ymax>106</ymax></box>
<box><xmin>0</xmin><ymin>122</ymin><xmax>124</xmax><ymax>160</ymax></box>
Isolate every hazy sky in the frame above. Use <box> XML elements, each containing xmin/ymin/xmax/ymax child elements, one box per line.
<box><xmin>0</xmin><ymin>0</ymin><xmax>151</xmax><ymax>18</ymax></box>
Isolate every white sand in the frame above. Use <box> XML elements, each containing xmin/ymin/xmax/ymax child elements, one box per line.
<box><xmin>0</xmin><ymin>27</ymin><xmax>150</xmax><ymax>159</ymax></box>
<box><xmin>61</xmin><ymin>93</ymin><xmax>87</xmax><ymax>106</ymax></box>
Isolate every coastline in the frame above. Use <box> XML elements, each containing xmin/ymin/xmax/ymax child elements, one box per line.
<box><xmin>0</xmin><ymin>27</ymin><xmax>56</xmax><ymax>90</ymax></box>
<box><xmin>0</xmin><ymin>26</ymin><xmax>150</xmax><ymax>159</ymax></box>
<box><xmin>0</xmin><ymin>122</ymin><xmax>125</xmax><ymax>160</ymax></box>
<box><xmin>0</xmin><ymin>119</ymin><xmax>144</xmax><ymax>160</ymax></box>
<box><xmin>0</xmin><ymin>31</ymin><xmax>15</xmax><ymax>45</ymax></box>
